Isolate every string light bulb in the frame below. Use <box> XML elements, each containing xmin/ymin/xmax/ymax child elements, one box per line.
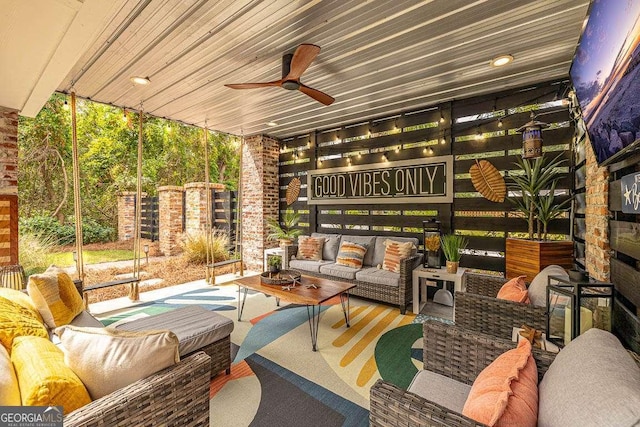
<box><xmin>441</xmin><ymin>137</ymin><xmax>446</xmax><ymax>145</ymax></box>
<box><xmin>381</xmin><ymin>152</ymin><xmax>388</xmax><ymax>162</ymax></box>
<box><xmin>439</xmin><ymin>114</ymin><xmax>445</xmax><ymax>124</ymax></box>
<box><xmin>395</xmin><ymin>146</ymin><xmax>400</xmax><ymax>153</ymax></box>
<box><xmin>428</xmin><ymin>148</ymin><xmax>434</xmax><ymax>155</ymax></box>
<box><xmin>475</xmin><ymin>128</ymin><xmax>483</xmax><ymax>141</ymax></box>
<box><xmin>346</xmin><ymin>157</ymin><xmax>352</xmax><ymax>165</ymax></box>
<box><xmin>498</xmin><ymin>118</ymin><xmax>503</xmax><ymax>128</ymax></box>
<box><xmin>318</xmin><ymin>159</ymin><xmax>323</xmax><ymax>166</ymax></box>
<box><xmin>63</xmin><ymin>99</ymin><xmax>69</xmax><ymax>110</ymax></box>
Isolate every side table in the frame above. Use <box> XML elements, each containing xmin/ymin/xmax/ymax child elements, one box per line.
<box><xmin>412</xmin><ymin>265</ymin><xmax>466</xmax><ymax>314</ymax></box>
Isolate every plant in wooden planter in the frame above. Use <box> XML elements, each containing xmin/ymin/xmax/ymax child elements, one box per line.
<box><xmin>506</xmin><ymin>153</ymin><xmax>574</xmax><ymax>280</ymax></box>
<box><xmin>267</xmin><ymin>209</ymin><xmax>302</xmax><ymax>247</ymax></box>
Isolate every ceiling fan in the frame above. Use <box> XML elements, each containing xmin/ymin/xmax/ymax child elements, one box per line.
<box><xmin>225</xmin><ymin>44</ymin><xmax>335</xmax><ymax>106</ymax></box>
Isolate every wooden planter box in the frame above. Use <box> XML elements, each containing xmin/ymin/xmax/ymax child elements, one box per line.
<box><xmin>505</xmin><ymin>238</ymin><xmax>574</xmax><ymax>283</ymax></box>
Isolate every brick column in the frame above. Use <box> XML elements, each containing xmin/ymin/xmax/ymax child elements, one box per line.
<box><xmin>584</xmin><ymin>141</ymin><xmax>610</xmax><ymax>281</ymax></box>
<box><xmin>117</xmin><ymin>191</ymin><xmax>146</xmax><ymax>241</ymax></box>
<box><xmin>241</xmin><ymin>134</ymin><xmax>280</xmax><ymax>271</ymax></box>
<box><xmin>158</xmin><ymin>186</ymin><xmax>184</xmax><ymax>256</ymax></box>
<box><xmin>0</xmin><ymin>107</ymin><xmax>18</xmax><ymax>265</ymax></box>
<box><xmin>184</xmin><ymin>182</ymin><xmax>225</xmax><ymax>234</ymax></box>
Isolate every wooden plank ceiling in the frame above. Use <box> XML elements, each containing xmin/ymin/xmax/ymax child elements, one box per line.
<box><xmin>56</xmin><ymin>0</ymin><xmax>590</xmax><ymax>138</ymax></box>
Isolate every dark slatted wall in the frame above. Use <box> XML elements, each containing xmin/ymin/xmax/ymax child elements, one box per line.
<box><xmin>278</xmin><ymin>80</ymin><xmax>573</xmax><ymax>275</ymax></box>
<box><xmin>608</xmin><ymin>156</ymin><xmax>640</xmax><ymax>352</ymax></box>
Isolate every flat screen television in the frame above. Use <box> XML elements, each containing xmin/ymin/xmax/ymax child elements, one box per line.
<box><xmin>570</xmin><ymin>0</ymin><xmax>640</xmax><ymax>166</ymax></box>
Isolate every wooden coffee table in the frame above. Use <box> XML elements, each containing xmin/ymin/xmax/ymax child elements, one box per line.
<box><xmin>234</xmin><ymin>274</ymin><xmax>356</xmax><ymax>351</ymax></box>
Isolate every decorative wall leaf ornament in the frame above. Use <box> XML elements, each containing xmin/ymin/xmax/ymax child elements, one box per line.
<box><xmin>285</xmin><ymin>177</ymin><xmax>301</xmax><ymax>205</ymax></box>
<box><xmin>469</xmin><ymin>159</ymin><xmax>506</xmax><ymax>202</ymax></box>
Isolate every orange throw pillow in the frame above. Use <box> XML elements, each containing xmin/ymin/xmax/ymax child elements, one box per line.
<box><xmin>496</xmin><ymin>276</ymin><xmax>530</xmax><ymax>304</ymax></box>
<box><xmin>462</xmin><ymin>339</ymin><xmax>538</xmax><ymax>427</ymax></box>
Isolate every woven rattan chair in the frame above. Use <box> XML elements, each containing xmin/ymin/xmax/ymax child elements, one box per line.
<box><xmin>454</xmin><ymin>273</ymin><xmax>547</xmax><ymax>338</ymax></box>
<box><xmin>370</xmin><ymin>320</ymin><xmax>556</xmax><ymax>427</ymax></box>
<box><xmin>0</xmin><ymin>264</ymin><xmax>27</xmax><ymax>290</ymax></box>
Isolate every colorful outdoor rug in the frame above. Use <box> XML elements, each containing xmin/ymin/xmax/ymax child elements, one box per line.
<box><xmin>96</xmin><ymin>281</ymin><xmax>443</xmax><ymax>427</ymax></box>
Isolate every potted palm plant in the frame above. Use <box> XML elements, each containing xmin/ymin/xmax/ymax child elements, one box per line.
<box><xmin>267</xmin><ymin>209</ymin><xmax>303</xmax><ymax>247</ymax></box>
<box><xmin>440</xmin><ymin>234</ymin><xmax>468</xmax><ymax>274</ymax></box>
<box><xmin>507</xmin><ymin>153</ymin><xmax>573</xmax><ymax>281</ymax></box>
<box><xmin>267</xmin><ymin>255</ymin><xmax>282</xmax><ymax>274</ymax></box>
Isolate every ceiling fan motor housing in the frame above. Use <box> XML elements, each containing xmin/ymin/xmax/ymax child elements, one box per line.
<box><xmin>281</xmin><ymin>53</ymin><xmax>300</xmax><ymax>90</ymax></box>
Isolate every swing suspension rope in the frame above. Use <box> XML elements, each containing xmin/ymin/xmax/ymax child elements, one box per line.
<box><xmin>70</xmin><ymin>94</ymin><xmax>142</xmax><ymax>307</ymax></box>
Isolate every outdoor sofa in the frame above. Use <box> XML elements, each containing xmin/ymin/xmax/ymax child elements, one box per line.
<box><xmin>284</xmin><ymin>233</ymin><xmax>422</xmax><ymax>314</ymax></box>
<box><xmin>370</xmin><ymin>320</ymin><xmax>640</xmax><ymax>426</ymax></box>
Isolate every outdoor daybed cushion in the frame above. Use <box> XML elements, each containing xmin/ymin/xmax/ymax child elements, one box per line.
<box><xmin>115</xmin><ymin>305</ymin><xmax>234</xmax><ymax>357</ymax></box>
<box><xmin>0</xmin><ymin>343</ymin><xmax>20</xmax><ymax>405</ymax></box>
<box><xmin>56</xmin><ymin>325</ymin><xmax>180</xmax><ymax>399</ymax></box>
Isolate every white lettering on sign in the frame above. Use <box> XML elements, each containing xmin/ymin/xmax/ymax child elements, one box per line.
<box><xmin>307</xmin><ymin>156</ymin><xmax>453</xmax><ymax>205</ymax></box>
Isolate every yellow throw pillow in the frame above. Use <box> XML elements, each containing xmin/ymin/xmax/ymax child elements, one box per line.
<box><xmin>11</xmin><ymin>336</ymin><xmax>91</xmax><ymax>414</ymax></box>
<box><xmin>55</xmin><ymin>325</ymin><xmax>180</xmax><ymax>399</ymax></box>
<box><xmin>0</xmin><ymin>287</ymin><xmax>43</xmax><ymax>324</ymax></box>
<box><xmin>0</xmin><ymin>296</ymin><xmax>48</xmax><ymax>353</ymax></box>
<box><xmin>382</xmin><ymin>240</ymin><xmax>415</xmax><ymax>273</ymax></box>
<box><xmin>27</xmin><ymin>266</ymin><xmax>84</xmax><ymax>328</ymax></box>
<box><xmin>0</xmin><ymin>343</ymin><xmax>20</xmax><ymax>405</ymax></box>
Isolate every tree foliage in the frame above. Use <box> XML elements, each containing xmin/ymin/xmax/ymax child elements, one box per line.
<box><xmin>18</xmin><ymin>94</ymin><xmax>240</xmax><ymax>232</ymax></box>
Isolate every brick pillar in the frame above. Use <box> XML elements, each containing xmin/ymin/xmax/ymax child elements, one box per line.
<box><xmin>117</xmin><ymin>191</ymin><xmax>146</xmax><ymax>241</ymax></box>
<box><xmin>184</xmin><ymin>182</ymin><xmax>225</xmax><ymax>234</ymax></box>
<box><xmin>241</xmin><ymin>134</ymin><xmax>280</xmax><ymax>271</ymax></box>
<box><xmin>0</xmin><ymin>107</ymin><xmax>18</xmax><ymax>265</ymax></box>
<box><xmin>584</xmin><ymin>141</ymin><xmax>610</xmax><ymax>281</ymax></box>
<box><xmin>158</xmin><ymin>186</ymin><xmax>184</xmax><ymax>256</ymax></box>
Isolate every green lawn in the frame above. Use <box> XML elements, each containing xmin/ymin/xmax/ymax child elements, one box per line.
<box><xmin>45</xmin><ymin>250</ymin><xmax>135</xmax><ymax>267</ymax></box>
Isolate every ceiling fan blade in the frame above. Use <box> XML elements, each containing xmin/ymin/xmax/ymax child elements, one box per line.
<box><xmin>299</xmin><ymin>84</ymin><xmax>335</xmax><ymax>106</ymax></box>
<box><xmin>286</xmin><ymin>44</ymin><xmax>321</xmax><ymax>80</ymax></box>
<box><xmin>225</xmin><ymin>80</ymin><xmax>283</xmax><ymax>89</ymax></box>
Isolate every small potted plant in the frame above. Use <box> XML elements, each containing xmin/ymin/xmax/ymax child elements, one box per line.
<box><xmin>267</xmin><ymin>255</ymin><xmax>282</xmax><ymax>274</ymax></box>
<box><xmin>267</xmin><ymin>209</ymin><xmax>303</xmax><ymax>247</ymax></box>
<box><xmin>440</xmin><ymin>234</ymin><xmax>468</xmax><ymax>274</ymax></box>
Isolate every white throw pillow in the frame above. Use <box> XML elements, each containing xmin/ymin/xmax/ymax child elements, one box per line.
<box><xmin>527</xmin><ymin>265</ymin><xmax>569</xmax><ymax>307</ymax></box>
<box><xmin>55</xmin><ymin>325</ymin><xmax>179</xmax><ymax>399</ymax></box>
<box><xmin>0</xmin><ymin>343</ymin><xmax>20</xmax><ymax>405</ymax></box>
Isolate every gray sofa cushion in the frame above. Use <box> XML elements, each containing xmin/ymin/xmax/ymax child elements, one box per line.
<box><xmin>355</xmin><ymin>267</ymin><xmax>400</xmax><ymax>287</ymax></box>
<box><xmin>528</xmin><ymin>265</ymin><xmax>569</xmax><ymax>307</ymax></box>
<box><xmin>408</xmin><ymin>370</ymin><xmax>471</xmax><ymax>414</ymax></box>
<box><xmin>339</xmin><ymin>235</ymin><xmax>376</xmax><ymax>266</ymax></box>
<box><xmin>538</xmin><ymin>328</ymin><xmax>640</xmax><ymax>427</ymax></box>
<box><xmin>319</xmin><ymin>263</ymin><xmax>359</xmax><ymax>280</ymax></box>
<box><xmin>371</xmin><ymin>236</ymin><xmax>419</xmax><ymax>267</ymax></box>
<box><xmin>311</xmin><ymin>233</ymin><xmax>341</xmax><ymax>261</ymax></box>
<box><xmin>289</xmin><ymin>259</ymin><xmax>333</xmax><ymax>273</ymax></box>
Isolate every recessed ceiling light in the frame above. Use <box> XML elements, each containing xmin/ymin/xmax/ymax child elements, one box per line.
<box><xmin>490</xmin><ymin>54</ymin><xmax>514</xmax><ymax>67</ymax></box>
<box><xmin>130</xmin><ymin>76</ymin><xmax>151</xmax><ymax>85</ymax></box>
<box><xmin>266</xmin><ymin>121</ymin><xmax>278</xmax><ymax>127</ymax></box>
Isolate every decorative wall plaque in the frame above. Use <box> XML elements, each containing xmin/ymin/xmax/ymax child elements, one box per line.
<box><xmin>621</xmin><ymin>172</ymin><xmax>640</xmax><ymax>214</ymax></box>
<box><xmin>307</xmin><ymin>156</ymin><xmax>453</xmax><ymax>205</ymax></box>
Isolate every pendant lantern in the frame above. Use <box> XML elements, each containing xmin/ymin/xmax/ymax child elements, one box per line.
<box><xmin>517</xmin><ymin>112</ymin><xmax>549</xmax><ymax>159</ymax></box>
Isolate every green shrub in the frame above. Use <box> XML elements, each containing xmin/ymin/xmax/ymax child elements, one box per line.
<box><xmin>19</xmin><ymin>215</ymin><xmax>115</xmax><ymax>245</ymax></box>
<box><xmin>181</xmin><ymin>229</ymin><xmax>231</xmax><ymax>264</ymax></box>
<box><xmin>19</xmin><ymin>233</ymin><xmax>55</xmax><ymax>277</ymax></box>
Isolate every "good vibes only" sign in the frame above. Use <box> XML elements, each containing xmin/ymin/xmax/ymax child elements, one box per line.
<box><xmin>307</xmin><ymin>156</ymin><xmax>453</xmax><ymax>205</ymax></box>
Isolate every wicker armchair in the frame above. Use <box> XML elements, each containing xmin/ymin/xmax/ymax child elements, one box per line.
<box><xmin>64</xmin><ymin>352</ymin><xmax>211</xmax><ymax>427</ymax></box>
<box><xmin>454</xmin><ymin>273</ymin><xmax>547</xmax><ymax>338</ymax></box>
<box><xmin>370</xmin><ymin>321</ymin><xmax>556</xmax><ymax>427</ymax></box>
